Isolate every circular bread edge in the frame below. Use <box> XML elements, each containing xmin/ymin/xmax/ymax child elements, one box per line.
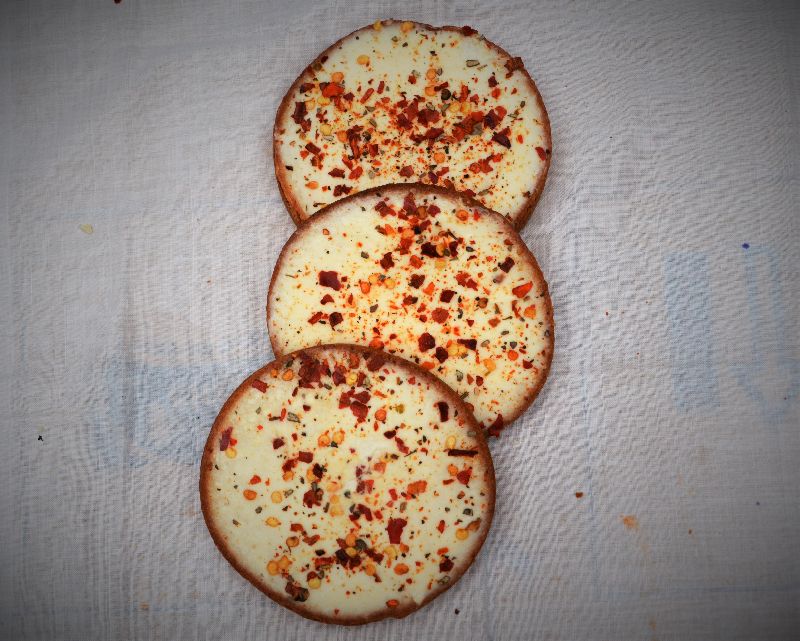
<box><xmin>265</xmin><ymin>183</ymin><xmax>554</xmax><ymax>432</ymax></box>
<box><xmin>272</xmin><ymin>19</ymin><xmax>551</xmax><ymax>230</ymax></box>
<box><xmin>199</xmin><ymin>342</ymin><xmax>496</xmax><ymax>625</ymax></box>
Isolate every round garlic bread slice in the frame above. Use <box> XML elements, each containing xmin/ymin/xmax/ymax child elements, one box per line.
<box><xmin>200</xmin><ymin>345</ymin><xmax>494</xmax><ymax>625</ymax></box>
<box><xmin>274</xmin><ymin>19</ymin><xmax>551</xmax><ymax>229</ymax></box>
<box><xmin>267</xmin><ymin>184</ymin><xmax>554</xmax><ymax>434</ymax></box>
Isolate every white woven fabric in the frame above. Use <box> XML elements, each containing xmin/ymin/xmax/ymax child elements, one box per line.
<box><xmin>1</xmin><ymin>1</ymin><xmax>798</xmax><ymax>639</ymax></box>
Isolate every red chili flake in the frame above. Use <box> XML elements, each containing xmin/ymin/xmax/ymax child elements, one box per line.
<box><xmin>329</xmin><ymin>311</ymin><xmax>343</xmax><ymax>328</ymax></box>
<box><xmin>360</xmin><ymin>88</ymin><xmax>374</xmax><ymax>103</ymax></box>
<box><xmin>298</xmin><ymin>451</ymin><xmax>313</xmax><ymax>463</ymax></box>
<box><xmin>512</xmin><ymin>281</ymin><xmax>533</xmax><ymax>298</ymax></box>
<box><xmin>436</xmin><ymin>401</ymin><xmax>449</xmax><ymax>422</ymax></box>
<box><xmin>387</xmin><ymin>518</ymin><xmax>407</xmax><ymax>544</ymax></box>
<box><xmin>457</xmin><ymin>338</ymin><xmax>477</xmax><ymax>350</ymax></box>
<box><xmin>536</xmin><ymin>146</ymin><xmax>548</xmax><ymax>161</ymax></box>
<box><xmin>455</xmin><ymin>272</ymin><xmax>478</xmax><ymax>290</ymax></box>
<box><xmin>298</xmin><ymin>357</ymin><xmax>325</xmax><ymax>387</ymax></box>
<box><xmin>272</xmin><ymin>438</ymin><xmax>285</xmax><ymax>450</ymax></box>
<box><xmin>350</xmin><ymin>401</ymin><xmax>369</xmax><ymax>422</ymax></box>
<box><xmin>249</xmin><ymin>475</ymin><xmax>261</xmax><ymax>484</ymax></box>
<box><xmin>328</xmin><ymin>168</ymin><xmax>345</xmax><ymax>178</ymax></box>
<box><xmin>448</xmin><ymin>449</ymin><xmax>478</xmax><ymax>457</ymax></box>
<box><xmin>377</xmin><ymin>80</ymin><xmax>385</xmax><ymax>93</ymax></box>
<box><xmin>435</xmin><ymin>346</ymin><xmax>448</xmax><ymax>363</ymax></box>
<box><xmin>380</xmin><ymin>252</ymin><xmax>394</xmax><ymax>270</ymax></box>
<box><xmin>389</xmin><ymin>488</ymin><xmax>398</xmax><ymax>501</ymax></box>
<box><xmin>349</xmin><ymin>166</ymin><xmax>363</xmax><ymax>180</ymax></box>
<box><xmin>281</xmin><ymin>457</ymin><xmax>297</xmax><ymax>472</ymax></box>
<box><xmin>291</xmin><ymin>101</ymin><xmax>307</xmax><ymax>125</ymax></box>
<box><xmin>461</xmin><ymin>25</ymin><xmax>478</xmax><ymax>35</ymax></box>
<box><xmin>290</xmin><ymin>523</ymin><xmax>305</xmax><ymax>533</ymax></box>
<box><xmin>456</xmin><ymin>468</ymin><xmax>472</xmax><ymax>485</ymax></box>
<box><xmin>437</xmin><ymin>520</ymin><xmax>446</xmax><ymax>533</ymax></box>
<box><xmin>395</xmin><ymin>437</ymin><xmax>410</xmax><ymax>454</ymax></box>
<box><xmin>487</xmin><ymin>414</ymin><xmax>504</xmax><ymax>438</ymax></box>
<box><xmin>333</xmin><ymin>185</ymin><xmax>351</xmax><ymax>197</ymax></box>
<box><xmin>383</xmin><ymin>430</ymin><xmax>396</xmax><ymax>439</ymax></box>
<box><xmin>420</xmin><ymin>242</ymin><xmax>438</xmax><ymax>258</ymax></box>
<box><xmin>219</xmin><ymin>427</ymin><xmax>233</xmax><ymax>451</ymax></box>
<box><xmin>504</xmin><ymin>56</ymin><xmax>524</xmax><ymax>74</ymax></box>
<box><xmin>418</xmin><ymin>108</ymin><xmax>440</xmax><ymax>126</ymax></box>
<box><xmin>401</xmin><ymin>192</ymin><xmax>416</xmax><ymax>214</ymax></box>
<box><xmin>308</xmin><ymin>311</ymin><xmax>324</xmax><ymax>324</ymax></box>
<box><xmin>488</xmin><ymin>75</ymin><xmax>498</xmax><ymax>87</ymax></box>
<box><xmin>251</xmin><ymin>379</ymin><xmax>267</xmax><ymax>393</ymax></box>
<box><xmin>418</xmin><ymin>332</ymin><xmax>435</xmax><ymax>351</ymax></box>
<box><xmin>397</xmin><ymin>113</ymin><xmax>412</xmax><ymax>129</ymax></box>
<box><xmin>438</xmin><ymin>289</ymin><xmax>456</xmax><ymax>303</ymax></box>
<box><xmin>439</xmin><ymin>557</ymin><xmax>454</xmax><ymax>572</ymax></box>
<box><xmin>492</xmin><ymin>132</ymin><xmax>511</xmax><ymax>148</ymax></box>
<box><xmin>425</xmin><ymin>127</ymin><xmax>444</xmax><ymax>140</ymax></box>
<box><xmin>498</xmin><ymin>256</ymin><xmax>515</xmax><ymax>273</ymax></box>
<box><xmin>431</xmin><ymin>308</ymin><xmax>449</xmax><ymax>323</ymax></box>
<box><xmin>522</xmin><ymin>360</ymin><xmax>534</xmax><ymax>369</ymax></box>
<box><xmin>318</xmin><ymin>270</ymin><xmax>341</xmax><ymax>290</ymax></box>
<box><xmin>409</xmin><ymin>274</ymin><xmax>425</xmax><ymax>289</ymax></box>
<box><xmin>303</xmin><ymin>488</ymin><xmax>322</xmax><ymax>508</ymax></box>
<box><xmin>357</xmin><ymin>478</ymin><xmax>374</xmax><ymax>494</ymax></box>
<box><xmin>305</xmin><ymin>142</ymin><xmax>321</xmax><ymax>155</ymax></box>
<box><xmin>407</xmin><ymin>73</ymin><xmax>417</xmax><ymax>85</ymax></box>
<box><xmin>320</xmin><ymin>294</ymin><xmax>334</xmax><ymax>304</ymax></box>
<box><xmin>331</xmin><ymin>367</ymin><xmax>346</xmax><ymax>385</ymax></box>
<box><xmin>366</xmin><ymin>353</ymin><xmax>386</xmax><ymax>372</ymax></box>
<box><xmin>304</xmin><ymin>534</ymin><xmax>321</xmax><ymax>545</ymax></box>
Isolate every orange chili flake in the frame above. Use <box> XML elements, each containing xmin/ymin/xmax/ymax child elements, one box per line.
<box><xmin>375</xmin><ymin>408</ymin><xmax>387</xmax><ymax>422</ymax></box>
<box><xmin>512</xmin><ymin>282</ymin><xmax>533</xmax><ymax>298</ymax></box>
<box><xmin>369</xmin><ymin>338</ymin><xmax>384</xmax><ymax>349</ymax></box>
<box><xmin>386</xmin><ymin>599</ymin><xmax>399</xmax><ymax>608</ymax></box>
<box><xmin>249</xmin><ymin>475</ymin><xmax>262</xmax><ymax>484</ymax></box>
<box><xmin>421</xmin><ymin>361</ymin><xmax>436</xmax><ymax>370</ymax></box>
<box><xmin>423</xmin><ymin>282</ymin><xmax>435</xmax><ymax>296</ymax></box>
<box><xmin>394</xmin><ymin>563</ymin><xmax>409</xmax><ymax>575</ymax></box>
<box><xmin>523</xmin><ymin>304</ymin><xmax>537</xmax><ymax>318</ymax></box>
<box><xmin>407</xmin><ymin>480</ymin><xmax>428</xmax><ymax>496</ymax></box>
<box><xmin>243</xmin><ymin>489</ymin><xmax>257</xmax><ymax>500</ymax></box>
<box><xmin>507</xmin><ymin>350</ymin><xmax>519</xmax><ymax>361</ymax></box>
<box><xmin>322</xmin><ymin>83</ymin><xmax>343</xmax><ymax>98</ymax></box>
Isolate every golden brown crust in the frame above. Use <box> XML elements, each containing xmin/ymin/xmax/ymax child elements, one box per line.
<box><xmin>265</xmin><ymin>183</ymin><xmax>554</xmax><ymax>434</ymax></box>
<box><xmin>272</xmin><ymin>19</ymin><xmax>551</xmax><ymax>230</ymax></box>
<box><xmin>199</xmin><ymin>343</ymin><xmax>496</xmax><ymax>625</ymax></box>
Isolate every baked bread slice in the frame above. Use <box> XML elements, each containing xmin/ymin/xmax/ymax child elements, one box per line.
<box><xmin>273</xmin><ymin>19</ymin><xmax>550</xmax><ymax>229</ymax></box>
<box><xmin>200</xmin><ymin>345</ymin><xmax>495</xmax><ymax>625</ymax></box>
<box><xmin>267</xmin><ymin>184</ymin><xmax>553</xmax><ymax>434</ymax></box>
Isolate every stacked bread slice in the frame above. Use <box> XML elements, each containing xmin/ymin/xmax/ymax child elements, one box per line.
<box><xmin>201</xmin><ymin>20</ymin><xmax>553</xmax><ymax>625</ymax></box>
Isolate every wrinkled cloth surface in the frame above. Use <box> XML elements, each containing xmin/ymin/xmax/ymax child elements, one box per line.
<box><xmin>1</xmin><ymin>1</ymin><xmax>798</xmax><ymax>639</ymax></box>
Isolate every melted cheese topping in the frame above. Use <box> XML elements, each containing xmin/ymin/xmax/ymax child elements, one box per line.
<box><xmin>202</xmin><ymin>346</ymin><xmax>493</xmax><ymax>622</ymax></box>
<box><xmin>274</xmin><ymin>20</ymin><xmax>550</xmax><ymax>226</ymax></box>
<box><xmin>268</xmin><ymin>186</ymin><xmax>553</xmax><ymax>432</ymax></box>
